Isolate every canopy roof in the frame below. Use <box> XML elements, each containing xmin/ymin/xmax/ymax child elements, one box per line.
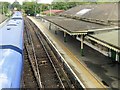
<box><xmin>60</xmin><ymin>3</ymin><xmax>119</xmax><ymax>23</ymax></box>
<box><xmin>88</xmin><ymin>30</ymin><xmax>120</xmax><ymax>52</ymax></box>
<box><xmin>40</xmin><ymin>3</ymin><xmax>120</xmax><ymax>51</ymax></box>
<box><xmin>41</xmin><ymin>16</ymin><xmax>117</xmax><ymax>35</ymax></box>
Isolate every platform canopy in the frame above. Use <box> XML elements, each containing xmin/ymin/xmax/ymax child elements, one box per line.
<box><xmin>40</xmin><ymin>3</ymin><xmax>120</xmax><ymax>52</ymax></box>
<box><xmin>40</xmin><ymin>3</ymin><xmax>120</xmax><ymax>35</ymax></box>
<box><xmin>87</xmin><ymin>30</ymin><xmax>120</xmax><ymax>52</ymax></box>
<box><xmin>41</xmin><ymin>16</ymin><xmax>118</xmax><ymax>35</ymax></box>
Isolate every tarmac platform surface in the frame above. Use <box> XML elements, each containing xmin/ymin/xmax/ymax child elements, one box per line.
<box><xmin>28</xmin><ymin>16</ymin><xmax>119</xmax><ymax>89</ymax></box>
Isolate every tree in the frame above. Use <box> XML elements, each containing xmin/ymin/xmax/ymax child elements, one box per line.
<box><xmin>11</xmin><ymin>1</ymin><xmax>21</xmax><ymax>10</ymax></box>
<box><xmin>0</xmin><ymin>2</ymin><xmax>10</xmax><ymax>14</ymax></box>
<box><xmin>51</xmin><ymin>2</ymin><xmax>80</xmax><ymax>10</ymax></box>
<box><xmin>22</xmin><ymin>2</ymin><xmax>39</xmax><ymax>16</ymax></box>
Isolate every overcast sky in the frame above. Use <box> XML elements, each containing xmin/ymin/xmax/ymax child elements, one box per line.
<box><xmin>0</xmin><ymin>0</ymin><xmax>54</xmax><ymax>4</ymax></box>
<box><xmin>0</xmin><ymin>0</ymin><xmax>30</xmax><ymax>4</ymax></box>
<box><xmin>0</xmin><ymin>0</ymin><xmax>119</xmax><ymax>4</ymax></box>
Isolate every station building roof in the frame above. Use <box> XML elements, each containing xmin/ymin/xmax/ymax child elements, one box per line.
<box><xmin>60</xmin><ymin>3</ymin><xmax>119</xmax><ymax>23</ymax></box>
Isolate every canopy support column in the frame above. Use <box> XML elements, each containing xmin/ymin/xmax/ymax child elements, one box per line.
<box><xmin>64</xmin><ymin>32</ymin><xmax>67</xmax><ymax>42</ymax></box>
<box><xmin>55</xmin><ymin>30</ymin><xmax>57</xmax><ymax>34</ymax></box>
<box><xmin>116</xmin><ymin>52</ymin><xmax>119</xmax><ymax>62</ymax></box>
<box><xmin>81</xmin><ymin>35</ymin><xmax>84</xmax><ymax>56</ymax></box>
<box><xmin>49</xmin><ymin>23</ymin><xmax>51</xmax><ymax>30</ymax></box>
<box><xmin>108</xmin><ymin>49</ymin><xmax>111</xmax><ymax>57</ymax></box>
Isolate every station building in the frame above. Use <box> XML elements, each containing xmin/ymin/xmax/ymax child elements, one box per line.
<box><xmin>42</xmin><ymin>10</ymin><xmax>64</xmax><ymax>15</ymax></box>
<box><xmin>40</xmin><ymin>3</ymin><xmax>120</xmax><ymax>62</ymax></box>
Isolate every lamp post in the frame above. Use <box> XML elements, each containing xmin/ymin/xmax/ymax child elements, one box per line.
<box><xmin>35</xmin><ymin>0</ymin><xmax>37</xmax><ymax>16</ymax></box>
<box><xmin>49</xmin><ymin>4</ymin><xmax>53</xmax><ymax>16</ymax></box>
<box><xmin>49</xmin><ymin>4</ymin><xmax>51</xmax><ymax>16</ymax></box>
<box><xmin>2</xmin><ymin>4</ymin><xmax>4</xmax><ymax>15</ymax></box>
<box><xmin>37</xmin><ymin>0</ymin><xmax>53</xmax><ymax>16</ymax></box>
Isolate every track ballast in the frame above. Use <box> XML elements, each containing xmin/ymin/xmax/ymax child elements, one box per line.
<box><xmin>23</xmin><ymin>17</ymin><xmax>74</xmax><ymax>88</ymax></box>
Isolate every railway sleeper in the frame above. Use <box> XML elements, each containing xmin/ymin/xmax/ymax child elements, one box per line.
<box><xmin>25</xmin><ymin>18</ymin><xmax>75</xmax><ymax>88</ymax></box>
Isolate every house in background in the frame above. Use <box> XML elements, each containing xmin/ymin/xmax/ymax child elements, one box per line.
<box><xmin>42</xmin><ymin>10</ymin><xmax>64</xmax><ymax>16</ymax></box>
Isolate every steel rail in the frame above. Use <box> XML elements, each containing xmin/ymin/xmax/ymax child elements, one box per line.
<box><xmin>27</xmin><ymin>18</ymin><xmax>65</xmax><ymax>88</ymax></box>
<box><xmin>24</xmin><ymin>41</ymin><xmax>40</xmax><ymax>87</ymax></box>
<box><xmin>24</xmin><ymin>44</ymin><xmax>38</xmax><ymax>86</ymax></box>
<box><xmin>25</xmin><ymin>20</ymin><xmax>43</xmax><ymax>88</ymax></box>
<box><xmin>29</xmin><ymin>18</ymin><xmax>106</xmax><ymax>90</ymax></box>
<box><xmin>35</xmin><ymin>30</ymin><xmax>65</xmax><ymax>89</ymax></box>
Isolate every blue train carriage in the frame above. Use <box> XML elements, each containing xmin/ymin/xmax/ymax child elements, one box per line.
<box><xmin>0</xmin><ymin>11</ymin><xmax>24</xmax><ymax>89</ymax></box>
<box><xmin>12</xmin><ymin>11</ymin><xmax>23</xmax><ymax>19</ymax></box>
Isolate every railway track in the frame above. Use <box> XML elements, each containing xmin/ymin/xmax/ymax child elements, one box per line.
<box><xmin>22</xmin><ymin>45</ymin><xmax>39</xmax><ymax>88</ymax></box>
<box><xmin>36</xmin><ymin>17</ymin><xmax>108</xmax><ymax>89</ymax></box>
<box><xmin>23</xmin><ymin>24</ymin><xmax>41</xmax><ymax>88</ymax></box>
<box><xmin>23</xmin><ymin>17</ymin><xmax>74</xmax><ymax>88</ymax></box>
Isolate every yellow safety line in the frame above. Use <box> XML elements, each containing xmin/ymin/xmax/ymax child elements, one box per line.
<box><xmin>28</xmin><ymin>16</ymin><xmax>108</xmax><ymax>89</ymax></box>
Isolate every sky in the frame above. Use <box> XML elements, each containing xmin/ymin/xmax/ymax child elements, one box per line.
<box><xmin>0</xmin><ymin>0</ymin><xmax>30</xmax><ymax>4</ymax></box>
<box><xmin>0</xmin><ymin>0</ymin><xmax>54</xmax><ymax>4</ymax></box>
<box><xmin>37</xmin><ymin>0</ymin><xmax>53</xmax><ymax>4</ymax></box>
<box><xmin>0</xmin><ymin>0</ymin><xmax>119</xmax><ymax>4</ymax></box>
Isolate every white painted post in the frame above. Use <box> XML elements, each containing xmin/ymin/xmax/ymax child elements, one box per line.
<box><xmin>81</xmin><ymin>35</ymin><xmax>84</xmax><ymax>56</ymax></box>
<box><xmin>108</xmin><ymin>49</ymin><xmax>111</xmax><ymax>57</ymax></box>
<box><xmin>116</xmin><ymin>52</ymin><xmax>119</xmax><ymax>61</ymax></box>
<box><xmin>64</xmin><ymin>32</ymin><xmax>66</xmax><ymax>42</ymax></box>
<box><xmin>50</xmin><ymin>5</ymin><xmax>51</xmax><ymax>16</ymax></box>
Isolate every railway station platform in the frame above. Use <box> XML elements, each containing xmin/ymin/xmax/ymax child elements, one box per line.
<box><xmin>28</xmin><ymin>16</ymin><xmax>112</xmax><ymax>89</ymax></box>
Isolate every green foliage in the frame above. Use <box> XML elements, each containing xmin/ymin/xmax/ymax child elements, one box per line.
<box><xmin>0</xmin><ymin>2</ymin><xmax>10</xmax><ymax>14</ymax></box>
<box><xmin>39</xmin><ymin>4</ymin><xmax>49</xmax><ymax>12</ymax></box>
<box><xmin>22</xmin><ymin>2</ymin><xmax>42</xmax><ymax>16</ymax></box>
<box><xmin>22</xmin><ymin>2</ymin><xmax>85</xmax><ymax>15</ymax></box>
<box><xmin>22</xmin><ymin>0</ymin><xmax>116</xmax><ymax>16</ymax></box>
<box><xmin>51</xmin><ymin>2</ymin><xmax>81</xmax><ymax>10</ymax></box>
<box><xmin>11</xmin><ymin>1</ymin><xmax>21</xmax><ymax>10</ymax></box>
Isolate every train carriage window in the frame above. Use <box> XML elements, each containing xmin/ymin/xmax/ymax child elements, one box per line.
<box><xmin>7</xmin><ymin>28</ymin><xmax>11</xmax><ymax>30</ymax></box>
<box><xmin>11</xmin><ymin>18</ymin><xmax>22</xmax><ymax>20</ymax></box>
<box><xmin>7</xmin><ymin>24</ymin><xmax>17</xmax><ymax>26</ymax></box>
